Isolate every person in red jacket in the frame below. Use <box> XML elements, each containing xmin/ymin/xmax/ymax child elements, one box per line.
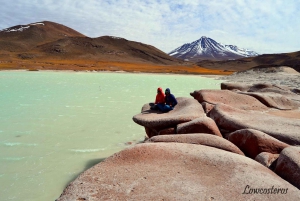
<box><xmin>151</xmin><ymin>87</ymin><xmax>166</xmax><ymax>111</ymax></box>
<box><xmin>155</xmin><ymin>87</ymin><xmax>165</xmax><ymax>104</ymax></box>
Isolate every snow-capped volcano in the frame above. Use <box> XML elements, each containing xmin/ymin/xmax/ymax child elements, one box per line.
<box><xmin>169</xmin><ymin>36</ymin><xmax>259</xmax><ymax>61</ymax></box>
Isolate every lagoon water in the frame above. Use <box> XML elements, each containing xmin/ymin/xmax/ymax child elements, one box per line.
<box><xmin>0</xmin><ymin>71</ymin><xmax>222</xmax><ymax>201</ymax></box>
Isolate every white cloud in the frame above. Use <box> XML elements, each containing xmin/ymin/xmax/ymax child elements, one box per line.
<box><xmin>0</xmin><ymin>0</ymin><xmax>299</xmax><ymax>54</ymax></box>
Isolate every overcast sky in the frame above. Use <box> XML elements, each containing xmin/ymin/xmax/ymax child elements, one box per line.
<box><xmin>0</xmin><ymin>0</ymin><xmax>299</xmax><ymax>54</ymax></box>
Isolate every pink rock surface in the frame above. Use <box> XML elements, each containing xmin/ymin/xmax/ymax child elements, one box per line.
<box><xmin>222</xmin><ymin>83</ymin><xmax>293</xmax><ymax>95</ymax></box>
<box><xmin>176</xmin><ymin>117</ymin><xmax>222</xmax><ymax>137</ymax></box>
<box><xmin>275</xmin><ymin>146</ymin><xmax>300</xmax><ymax>189</ymax></box>
<box><xmin>248</xmin><ymin>83</ymin><xmax>294</xmax><ymax>94</ymax></box>
<box><xmin>133</xmin><ymin>97</ymin><xmax>205</xmax><ymax>132</ymax></box>
<box><xmin>221</xmin><ymin>82</ymin><xmax>250</xmax><ymax>91</ymax></box>
<box><xmin>147</xmin><ymin>133</ymin><xmax>244</xmax><ymax>155</ymax></box>
<box><xmin>190</xmin><ymin>89</ymin><xmax>269</xmax><ymax>111</ymax></box>
<box><xmin>228</xmin><ymin>129</ymin><xmax>289</xmax><ymax>158</ymax></box>
<box><xmin>209</xmin><ymin>103</ymin><xmax>300</xmax><ymax>145</ymax></box>
<box><xmin>239</xmin><ymin>91</ymin><xmax>300</xmax><ymax>110</ymax></box>
<box><xmin>57</xmin><ymin>143</ymin><xmax>300</xmax><ymax>201</ymax></box>
<box><xmin>221</xmin><ymin>82</ymin><xmax>300</xmax><ymax>110</ymax></box>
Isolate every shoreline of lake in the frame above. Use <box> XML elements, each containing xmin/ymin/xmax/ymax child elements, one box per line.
<box><xmin>0</xmin><ymin>69</ymin><xmax>225</xmax><ymax>79</ymax></box>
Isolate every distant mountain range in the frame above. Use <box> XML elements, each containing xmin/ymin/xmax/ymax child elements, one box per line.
<box><xmin>1</xmin><ymin>21</ymin><xmax>300</xmax><ymax>73</ymax></box>
<box><xmin>169</xmin><ymin>36</ymin><xmax>259</xmax><ymax>61</ymax></box>
<box><xmin>0</xmin><ymin>21</ymin><xmax>181</xmax><ymax>65</ymax></box>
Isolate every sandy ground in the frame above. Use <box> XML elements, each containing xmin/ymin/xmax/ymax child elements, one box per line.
<box><xmin>217</xmin><ymin>66</ymin><xmax>300</xmax><ymax>89</ymax></box>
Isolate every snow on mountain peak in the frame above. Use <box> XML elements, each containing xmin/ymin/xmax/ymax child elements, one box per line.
<box><xmin>169</xmin><ymin>36</ymin><xmax>259</xmax><ymax>61</ymax></box>
<box><xmin>0</xmin><ymin>22</ymin><xmax>44</xmax><ymax>33</ymax></box>
<box><xmin>0</xmin><ymin>26</ymin><xmax>30</xmax><ymax>33</ymax></box>
<box><xmin>29</xmin><ymin>22</ymin><xmax>45</xmax><ymax>26</ymax></box>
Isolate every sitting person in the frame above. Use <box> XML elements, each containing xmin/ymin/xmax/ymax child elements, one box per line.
<box><xmin>151</xmin><ymin>87</ymin><xmax>165</xmax><ymax>111</ymax></box>
<box><xmin>164</xmin><ymin>88</ymin><xmax>177</xmax><ymax>112</ymax></box>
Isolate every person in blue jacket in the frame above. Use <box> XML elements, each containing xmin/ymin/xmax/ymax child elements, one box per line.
<box><xmin>163</xmin><ymin>88</ymin><xmax>177</xmax><ymax>112</ymax></box>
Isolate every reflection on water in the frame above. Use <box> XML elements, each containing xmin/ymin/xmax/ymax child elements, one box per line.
<box><xmin>0</xmin><ymin>71</ymin><xmax>222</xmax><ymax>201</ymax></box>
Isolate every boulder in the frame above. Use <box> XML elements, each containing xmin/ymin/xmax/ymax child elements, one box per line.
<box><xmin>228</xmin><ymin>129</ymin><xmax>289</xmax><ymax>158</ymax></box>
<box><xmin>221</xmin><ymin>82</ymin><xmax>250</xmax><ymax>91</ymax></box>
<box><xmin>239</xmin><ymin>91</ymin><xmax>300</xmax><ymax>110</ymax></box>
<box><xmin>209</xmin><ymin>103</ymin><xmax>300</xmax><ymax>145</ymax></box>
<box><xmin>147</xmin><ymin>133</ymin><xmax>244</xmax><ymax>155</ymax></box>
<box><xmin>255</xmin><ymin>152</ymin><xmax>279</xmax><ymax>170</ymax></box>
<box><xmin>275</xmin><ymin>146</ymin><xmax>300</xmax><ymax>189</ymax></box>
<box><xmin>133</xmin><ymin>97</ymin><xmax>205</xmax><ymax>132</ymax></box>
<box><xmin>222</xmin><ymin>82</ymin><xmax>293</xmax><ymax>95</ymax></box>
<box><xmin>190</xmin><ymin>89</ymin><xmax>269</xmax><ymax>111</ymax></box>
<box><xmin>57</xmin><ymin>143</ymin><xmax>300</xmax><ymax>201</ymax></box>
<box><xmin>248</xmin><ymin>83</ymin><xmax>277</xmax><ymax>92</ymax></box>
<box><xmin>176</xmin><ymin>117</ymin><xmax>222</xmax><ymax>137</ymax></box>
<box><xmin>248</xmin><ymin>83</ymin><xmax>294</xmax><ymax>94</ymax></box>
<box><xmin>221</xmin><ymin>82</ymin><xmax>300</xmax><ymax>110</ymax></box>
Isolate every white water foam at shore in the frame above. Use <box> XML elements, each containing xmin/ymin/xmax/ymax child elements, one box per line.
<box><xmin>2</xmin><ymin>157</ymin><xmax>26</xmax><ymax>161</ymax></box>
<box><xmin>69</xmin><ymin>148</ymin><xmax>107</xmax><ymax>153</ymax></box>
<box><xmin>2</xmin><ymin>143</ymin><xmax>37</xmax><ymax>147</ymax></box>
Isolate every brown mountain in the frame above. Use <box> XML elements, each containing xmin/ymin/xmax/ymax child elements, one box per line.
<box><xmin>36</xmin><ymin>35</ymin><xmax>181</xmax><ymax>65</ymax></box>
<box><xmin>0</xmin><ymin>21</ymin><xmax>85</xmax><ymax>52</ymax></box>
<box><xmin>197</xmin><ymin>51</ymin><xmax>300</xmax><ymax>72</ymax></box>
<box><xmin>0</xmin><ymin>21</ymin><xmax>181</xmax><ymax>65</ymax></box>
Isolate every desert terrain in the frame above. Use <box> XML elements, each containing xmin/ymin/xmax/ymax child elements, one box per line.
<box><xmin>0</xmin><ymin>21</ymin><xmax>232</xmax><ymax>75</ymax></box>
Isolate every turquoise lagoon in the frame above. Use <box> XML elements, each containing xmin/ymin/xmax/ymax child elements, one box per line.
<box><xmin>0</xmin><ymin>71</ymin><xmax>222</xmax><ymax>201</ymax></box>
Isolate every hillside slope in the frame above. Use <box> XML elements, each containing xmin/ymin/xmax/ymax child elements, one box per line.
<box><xmin>197</xmin><ymin>51</ymin><xmax>300</xmax><ymax>72</ymax></box>
<box><xmin>0</xmin><ymin>21</ymin><xmax>85</xmax><ymax>52</ymax></box>
<box><xmin>0</xmin><ymin>21</ymin><xmax>183</xmax><ymax>66</ymax></box>
<box><xmin>36</xmin><ymin>36</ymin><xmax>181</xmax><ymax>65</ymax></box>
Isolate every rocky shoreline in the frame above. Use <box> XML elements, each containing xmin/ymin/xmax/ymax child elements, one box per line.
<box><xmin>56</xmin><ymin>67</ymin><xmax>300</xmax><ymax>200</ymax></box>
<box><xmin>218</xmin><ymin>66</ymin><xmax>300</xmax><ymax>89</ymax></box>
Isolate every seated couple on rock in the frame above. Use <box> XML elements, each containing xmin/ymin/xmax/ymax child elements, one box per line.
<box><xmin>151</xmin><ymin>87</ymin><xmax>177</xmax><ymax>112</ymax></box>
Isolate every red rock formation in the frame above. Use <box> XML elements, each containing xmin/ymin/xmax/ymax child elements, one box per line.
<box><xmin>209</xmin><ymin>103</ymin><xmax>300</xmax><ymax>145</ymax></box>
<box><xmin>133</xmin><ymin>97</ymin><xmax>205</xmax><ymax>136</ymax></box>
<box><xmin>221</xmin><ymin>82</ymin><xmax>300</xmax><ymax>110</ymax></box>
<box><xmin>190</xmin><ymin>89</ymin><xmax>269</xmax><ymax>111</ymax></box>
<box><xmin>221</xmin><ymin>82</ymin><xmax>250</xmax><ymax>91</ymax></box>
<box><xmin>255</xmin><ymin>152</ymin><xmax>279</xmax><ymax>170</ymax></box>
<box><xmin>228</xmin><ymin>129</ymin><xmax>289</xmax><ymax>158</ymax></box>
<box><xmin>239</xmin><ymin>91</ymin><xmax>300</xmax><ymax>110</ymax></box>
<box><xmin>57</xmin><ymin>143</ymin><xmax>300</xmax><ymax>201</ymax></box>
<box><xmin>147</xmin><ymin>133</ymin><xmax>244</xmax><ymax>155</ymax></box>
<box><xmin>275</xmin><ymin>146</ymin><xmax>300</xmax><ymax>189</ymax></box>
<box><xmin>176</xmin><ymin>117</ymin><xmax>222</xmax><ymax>137</ymax></box>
